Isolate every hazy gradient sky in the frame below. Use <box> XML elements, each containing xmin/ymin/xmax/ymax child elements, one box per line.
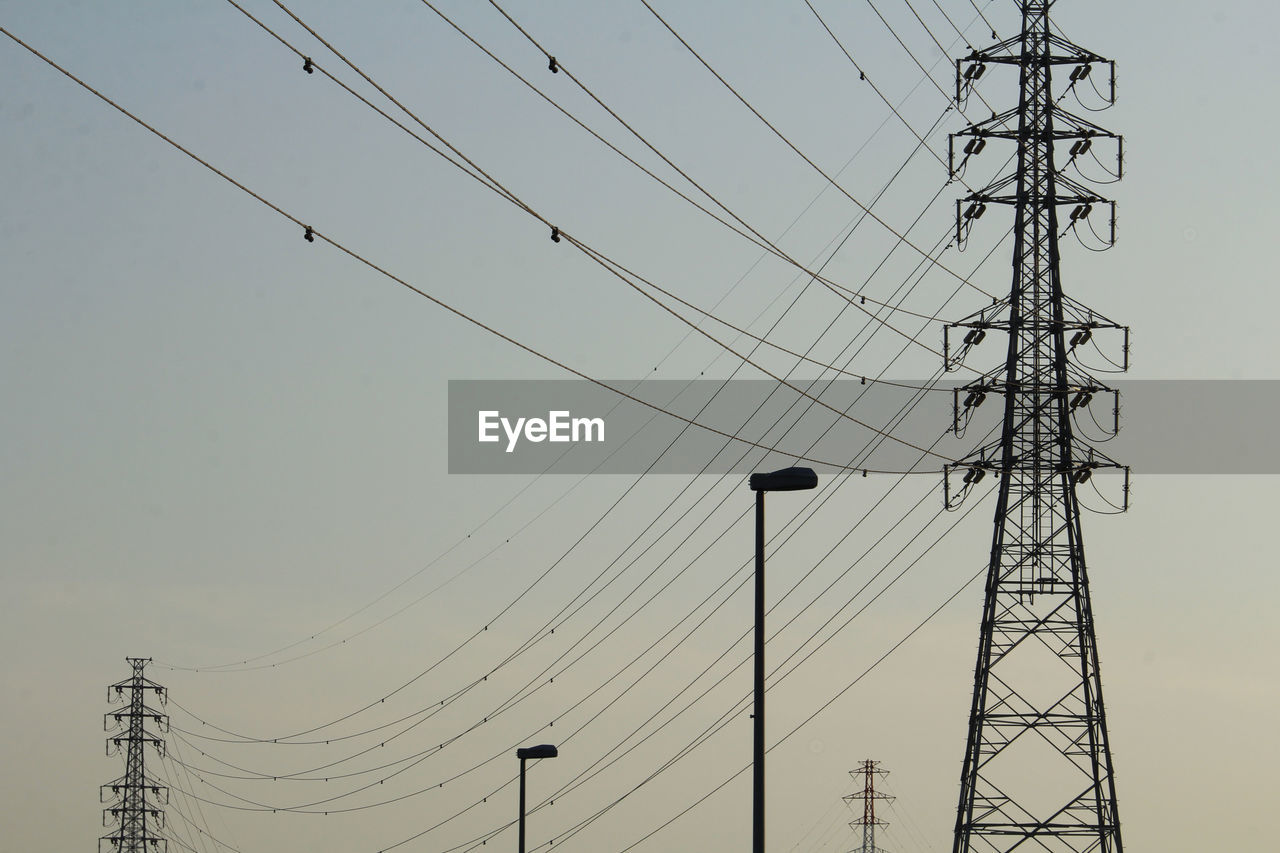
<box><xmin>2</xmin><ymin>2</ymin><xmax>1276</xmax><ymax>852</ymax></box>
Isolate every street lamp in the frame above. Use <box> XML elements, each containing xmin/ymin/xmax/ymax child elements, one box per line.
<box><xmin>516</xmin><ymin>744</ymin><xmax>558</xmax><ymax>853</ymax></box>
<box><xmin>747</xmin><ymin>466</ymin><xmax>818</xmax><ymax>853</ymax></box>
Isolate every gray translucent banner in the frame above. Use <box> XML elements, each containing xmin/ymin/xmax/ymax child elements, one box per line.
<box><xmin>447</xmin><ymin>380</ymin><xmax>1279</xmax><ymax>475</ymax></box>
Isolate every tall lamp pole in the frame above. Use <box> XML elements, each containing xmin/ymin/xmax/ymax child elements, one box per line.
<box><xmin>516</xmin><ymin>744</ymin><xmax>558</xmax><ymax>853</ymax></box>
<box><xmin>747</xmin><ymin>466</ymin><xmax>818</xmax><ymax>853</ymax></box>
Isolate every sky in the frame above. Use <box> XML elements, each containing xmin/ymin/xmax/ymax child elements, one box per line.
<box><xmin>1</xmin><ymin>1</ymin><xmax>1277</xmax><ymax>851</ymax></box>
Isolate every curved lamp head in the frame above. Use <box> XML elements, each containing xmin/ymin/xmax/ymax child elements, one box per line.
<box><xmin>516</xmin><ymin>744</ymin><xmax>558</xmax><ymax>760</ymax></box>
<box><xmin>749</xmin><ymin>466</ymin><xmax>818</xmax><ymax>492</ymax></box>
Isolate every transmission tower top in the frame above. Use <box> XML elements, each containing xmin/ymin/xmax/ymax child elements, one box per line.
<box><xmin>101</xmin><ymin>657</ymin><xmax>169</xmax><ymax>853</ymax></box>
<box><xmin>844</xmin><ymin>759</ymin><xmax>893</xmax><ymax>853</ymax></box>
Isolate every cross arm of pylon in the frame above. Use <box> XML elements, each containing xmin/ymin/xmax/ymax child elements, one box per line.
<box><xmin>946</xmin><ymin>429</ymin><xmax>1126</xmax><ymax>477</ymax></box>
<box><xmin>956</xmin><ymin>38</ymin><xmax>1117</xmax><ymax>112</ymax></box>
<box><xmin>953</xmin><ymin>175</ymin><xmax>1116</xmax><ymax>250</ymax></box>
<box><xmin>954</xmin><ymin>106</ymin><xmax>1117</xmax><ymax>144</ymax></box>
<box><xmin>961</xmin><ymin>33</ymin><xmax>1112</xmax><ymax>67</ymax></box>
<box><xmin>956</xmin><ymin>173</ymin><xmax>1111</xmax><ymax>209</ymax></box>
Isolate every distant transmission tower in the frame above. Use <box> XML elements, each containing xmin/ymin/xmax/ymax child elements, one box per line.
<box><xmin>844</xmin><ymin>760</ymin><xmax>892</xmax><ymax>853</ymax></box>
<box><xmin>101</xmin><ymin>657</ymin><xmax>169</xmax><ymax>853</ymax></box>
<box><xmin>942</xmin><ymin>2</ymin><xmax>1128</xmax><ymax>852</ymax></box>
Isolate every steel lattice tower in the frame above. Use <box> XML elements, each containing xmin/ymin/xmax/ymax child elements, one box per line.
<box><xmin>101</xmin><ymin>657</ymin><xmax>169</xmax><ymax>853</ymax></box>
<box><xmin>942</xmin><ymin>2</ymin><xmax>1128</xmax><ymax>852</ymax></box>
<box><xmin>844</xmin><ymin>760</ymin><xmax>892</xmax><ymax>853</ymax></box>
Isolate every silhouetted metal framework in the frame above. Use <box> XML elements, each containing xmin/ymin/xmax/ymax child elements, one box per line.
<box><xmin>943</xmin><ymin>3</ymin><xmax>1127</xmax><ymax>852</ymax></box>
<box><xmin>844</xmin><ymin>759</ymin><xmax>892</xmax><ymax>853</ymax></box>
<box><xmin>101</xmin><ymin>657</ymin><xmax>169</xmax><ymax>853</ymax></box>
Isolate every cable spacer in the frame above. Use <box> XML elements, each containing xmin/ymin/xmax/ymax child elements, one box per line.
<box><xmin>303</xmin><ymin>56</ymin><xmax>314</xmax><ymax>74</ymax></box>
<box><xmin>304</xmin><ymin>225</ymin><xmax>314</xmax><ymax>242</ymax></box>
<box><xmin>548</xmin><ymin>56</ymin><xmax>558</xmax><ymax>73</ymax></box>
<box><xmin>550</xmin><ymin>226</ymin><xmax>560</xmax><ymax>243</ymax></box>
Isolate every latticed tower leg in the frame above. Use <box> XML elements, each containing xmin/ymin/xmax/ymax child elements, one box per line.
<box><xmin>944</xmin><ymin>3</ymin><xmax>1126</xmax><ymax>852</ymax></box>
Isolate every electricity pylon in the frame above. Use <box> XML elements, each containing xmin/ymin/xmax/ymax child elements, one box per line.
<box><xmin>101</xmin><ymin>657</ymin><xmax>169</xmax><ymax>853</ymax></box>
<box><xmin>942</xmin><ymin>3</ymin><xmax>1127</xmax><ymax>851</ymax></box>
<box><xmin>844</xmin><ymin>760</ymin><xmax>892</xmax><ymax>853</ymax></box>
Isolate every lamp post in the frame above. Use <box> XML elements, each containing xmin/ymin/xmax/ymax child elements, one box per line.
<box><xmin>516</xmin><ymin>744</ymin><xmax>557</xmax><ymax>853</ymax></box>
<box><xmin>747</xmin><ymin>466</ymin><xmax>818</xmax><ymax>853</ymax></box>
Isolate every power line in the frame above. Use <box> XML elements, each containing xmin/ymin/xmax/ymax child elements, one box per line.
<box><xmin>863</xmin><ymin>0</ymin><xmax>998</xmax><ymax>119</ymax></box>
<box><xmin>926</xmin><ymin>0</ymin><xmax>976</xmax><ymax>48</ymax></box>
<box><xmin>159</xmin><ymin>3</ymin><xmax>1008</xmax><ymax>678</ymax></box>
<box><xmin>637</xmin><ymin>0</ymin><xmax>989</xmax><ymax>298</ymax></box>
<box><xmin>165</xmin><ymin>384</ymin><xmax>993</xmax><ymax>835</ymax></box>
<box><xmin>1</xmin><ymin>24</ymin><xmax>944</xmax><ymax>473</ymax></box>
<box><xmin>253</xmin><ymin>0</ymin><xmax>985</xmax><ymax>380</ymax></box>
<box><xmin>0</xmin><ymin>39</ymin><xmax>1025</xmax><ymax>821</ymax></box>
<box><xmin>415</xmin><ymin>0</ymin><xmax>981</xmax><ymax>321</ymax></box>
<box><xmin>349</xmin><ymin>428</ymin><xmax>999</xmax><ymax>832</ymax></box>
<box><xmin>2</xmin><ymin>24</ymin><xmax>1018</xmax><ymax>783</ymax></box>
<box><xmin>22</xmin><ymin>4</ymin><xmax>1018</xmax><ymax>845</ymax></box>
<box><xmin>168</xmin><ymin>375</ymin><xmax>963</xmax><ymax>803</ymax></box>
<box><xmin>166</xmin><ymin>260</ymin><xmax>994</xmax><ymax>807</ymax></box>
<box><xmin>158</xmin><ymin>470</ymin><xmax>589</xmax><ymax>672</ymax></box>
<box><xmin>462</xmin><ymin>0</ymin><xmax>1006</xmax><ymax>308</ymax></box>
<box><xmin>965</xmin><ymin>0</ymin><xmax>1002</xmax><ymax>40</ymax></box>
<box><xmin>481</xmin><ymin>0</ymin><xmax>994</xmax><ymax>306</ymax></box>
<box><xmin>170</xmin><ymin>173</ymin><xmax>1003</xmax><ymax>757</ymax></box>
<box><xmin>801</xmin><ymin>0</ymin><xmax>954</xmax><ymax>172</ymax></box>
<box><xmin>524</xmin><ymin>555</ymin><xmax>991</xmax><ymax>853</ymax></box>
<box><xmin>339</xmin><ymin>480</ymin><xmax>988</xmax><ymax>851</ymax></box>
<box><xmin>172</xmin><ymin>195</ymin><xmax>1008</xmax><ymax>778</ymax></box>
<box><xmin>228</xmin><ymin>2</ymin><xmax>964</xmax><ymax>459</ymax></box>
